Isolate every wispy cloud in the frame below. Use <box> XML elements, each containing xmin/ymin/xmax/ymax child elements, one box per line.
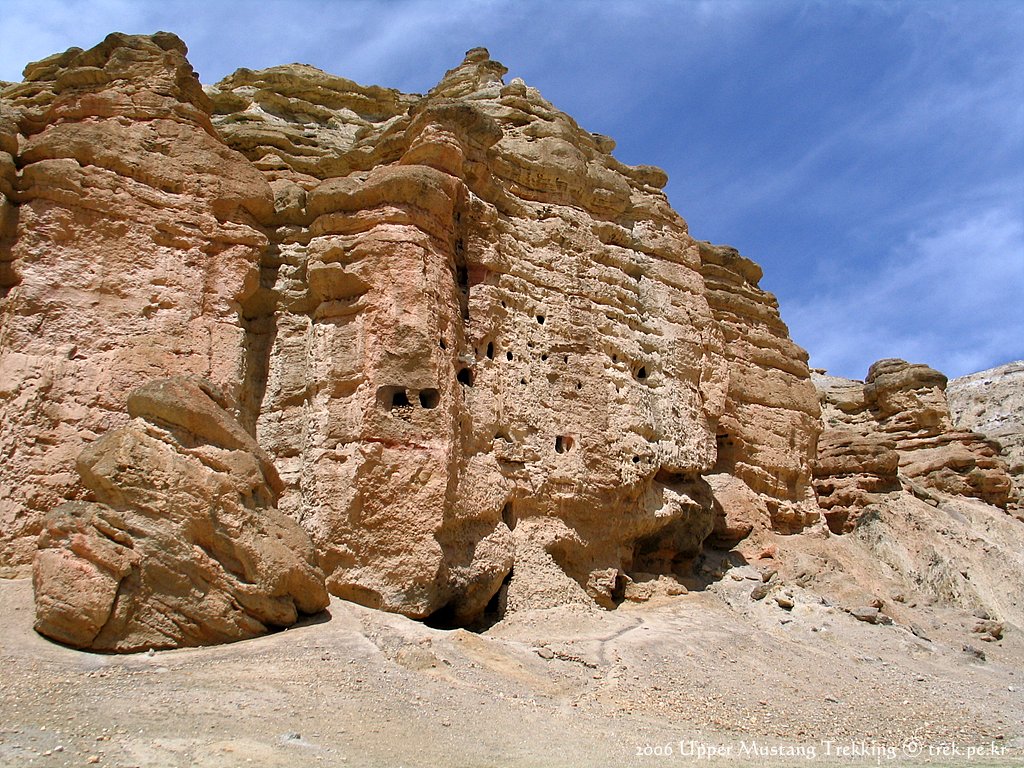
<box><xmin>785</xmin><ymin>204</ymin><xmax>1024</xmax><ymax>380</ymax></box>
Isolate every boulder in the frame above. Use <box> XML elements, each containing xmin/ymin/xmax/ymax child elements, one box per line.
<box><xmin>33</xmin><ymin>377</ymin><xmax>328</xmax><ymax>651</ymax></box>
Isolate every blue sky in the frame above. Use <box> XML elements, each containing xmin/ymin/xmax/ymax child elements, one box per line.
<box><xmin>1</xmin><ymin>0</ymin><xmax>1020</xmax><ymax>380</ymax></box>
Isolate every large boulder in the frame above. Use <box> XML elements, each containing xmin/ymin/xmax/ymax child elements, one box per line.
<box><xmin>33</xmin><ymin>377</ymin><xmax>328</xmax><ymax>651</ymax></box>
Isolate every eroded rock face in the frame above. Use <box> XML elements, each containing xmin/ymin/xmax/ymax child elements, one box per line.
<box><xmin>0</xmin><ymin>33</ymin><xmax>272</xmax><ymax>572</ymax></box>
<box><xmin>697</xmin><ymin>242</ymin><xmax>821</xmax><ymax>539</ymax></box>
<box><xmin>948</xmin><ymin>362</ymin><xmax>1024</xmax><ymax>517</ymax></box>
<box><xmin>813</xmin><ymin>360</ymin><xmax>1014</xmax><ymax>532</ymax></box>
<box><xmin>0</xmin><ymin>33</ymin><xmax>833</xmax><ymax>630</ymax></box>
<box><xmin>33</xmin><ymin>377</ymin><xmax>328</xmax><ymax>651</ymax></box>
<box><xmin>207</xmin><ymin>48</ymin><xmax>741</xmax><ymax>620</ymax></box>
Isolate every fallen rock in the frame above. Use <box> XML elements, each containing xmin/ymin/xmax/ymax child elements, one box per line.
<box><xmin>973</xmin><ymin>619</ymin><xmax>1004</xmax><ymax>641</ymax></box>
<box><xmin>32</xmin><ymin>377</ymin><xmax>328</xmax><ymax>651</ymax></box>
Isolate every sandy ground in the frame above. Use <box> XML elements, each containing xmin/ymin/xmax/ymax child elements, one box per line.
<box><xmin>2</xmin><ymin>564</ymin><xmax>1023</xmax><ymax>768</ymax></box>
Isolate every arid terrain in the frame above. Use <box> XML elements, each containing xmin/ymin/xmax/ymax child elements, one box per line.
<box><xmin>3</xmin><ymin>490</ymin><xmax>1024</xmax><ymax>768</ymax></box>
<box><xmin>1</xmin><ymin>32</ymin><xmax>1023</xmax><ymax>768</ymax></box>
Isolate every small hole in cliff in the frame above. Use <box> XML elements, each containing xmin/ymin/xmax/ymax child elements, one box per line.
<box><xmin>482</xmin><ymin>568</ymin><xmax>513</xmax><ymax>626</ymax></box>
<box><xmin>576</xmin><ymin>382</ymin><xmax>583</xmax><ymax>390</ymax></box>
<box><xmin>635</xmin><ymin>366</ymin><xmax>648</xmax><ymax>380</ymax></box>
<box><xmin>632</xmin><ymin>455</ymin><xmax>641</xmax><ymax>464</ymax></box>
<box><xmin>563</xmin><ymin>354</ymin><xmax>569</xmax><ymax>363</ymax></box>
<box><xmin>506</xmin><ymin>350</ymin><xmax>514</xmax><ymax>361</ymax></box>
<box><xmin>520</xmin><ymin>377</ymin><xmax>527</xmax><ymax>385</ymax></box>
<box><xmin>423</xmin><ymin>602</ymin><xmax>460</xmax><ymax>630</ymax></box>
<box><xmin>612</xmin><ymin>354</ymin><xmax>618</xmax><ymax>363</ymax></box>
<box><xmin>486</xmin><ymin>342</ymin><xmax>494</xmax><ymax>359</ymax></box>
<box><xmin>378</xmin><ymin>386</ymin><xmax>411</xmax><ymax>410</ymax></box>
<box><xmin>457</xmin><ymin>367</ymin><xmax>474</xmax><ymax>386</ymax></box>
<box><xmin>541</xmin><ymin>353</ymin><xmax>548</xmax><ymax>361</ymax></box>
<box><xmin>439</xmin><ymin>338</ymin><xmax>447</xmax><ymax>349</ymax></box>
<box><xmin>555</xmin><ymin>435</ymin><xmax>575</xmax><ymax>454</ymax></box>
<box><xmin>502</xmin><ymin>502</ymin><xmax>517</xmax><ymax>530</ymax></box>
<box><xmin>418</xmin><ymin>389</ymin><xmax>440</xmax><ymax>409</ymax></box>
<box><xmin>536</xmin><ymin>315</ymin><xmax>545</xmax><ymax>324</ymax></box>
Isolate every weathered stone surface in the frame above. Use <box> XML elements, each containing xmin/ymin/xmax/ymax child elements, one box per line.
<box><xmin>698</xmin><ymin>242</ymin><xmax>821</xmax><ymax>535</ymax></box>
<box><xmin>0</xmin><ymin>33</ymin><xmax>273</xmax><ymax>572</ymax></box>
<box><xmin>948</xmin><ymin>361</ymin><xmax>1024</xmax><ymax>517</ymax></box>
<box><xmin>209</xmin><ymin>47</ymin><xmax>735</xmax><ymax>620</ymax></box>
<box><xmin>8</xmin><ymin>34</ymin><xmax>1015</xmax><ymax>637</ymax></box>
<box><xmin>33</xmin><ymin>377</ymin><xmax>327</xmax><ymax>651</ymax></box>
<box><xmin>813</xmin><ymin>360</ymin><xmax>1014</xmax><ymax>532</ymax></box>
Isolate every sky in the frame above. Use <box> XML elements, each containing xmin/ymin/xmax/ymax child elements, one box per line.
<box><xmin>0</xmin><ymin>0</ymin><xmax>1020</xmax><ymax>380</ymax></box>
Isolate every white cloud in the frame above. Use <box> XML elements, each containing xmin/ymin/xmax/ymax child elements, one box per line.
<box><xmin>785</xmin><ymin>205</ymin><xmax>1024</xmax><ymax>380</ymax></box>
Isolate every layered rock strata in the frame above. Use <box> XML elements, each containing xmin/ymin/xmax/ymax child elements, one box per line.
<box><xmin>948</xmin><ymin>362</ymin><xmax>1024</xmax><ymax>517</ymax></box>
<box><xmin>33</xmin><ymin>377</ymin><xmax>328</xmax><ymax>651</ymax></box>
<box><xmin>814</xmin><ymin>360</ymin><xmax>1014</xmax><ymax>532</ymax></box>
<box><xmin>0</xmin><ymin>32</ymin><xmax>858</xmax><ymax>634</ymax></box>
<box><xmin>0</xmin><ymin>33</ymin><xmax>272</xmax><ymax>572</ymax></box>
<box><xmin>697</xmin><ymin>242</ymin><xmax>820</xmax><ymax>543</ymax></box>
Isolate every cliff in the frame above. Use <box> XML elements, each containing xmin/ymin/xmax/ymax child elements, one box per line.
<box><xmin>0</xmin><ymin>33</ymin><xmax>1020</xmax><ymax>651</ymax></box>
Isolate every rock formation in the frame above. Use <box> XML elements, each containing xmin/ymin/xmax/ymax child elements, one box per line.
<box><xmin>0</xmin><ymin>32</ymin><xmax>1020</xmax><ymax>648</ymax></box>
<box><xmin>33</xmin><ymin>377</ymin><xmax>328</xmax><ymax>651</ymax></box>
<box><xmin>0</xmin><ymin>33</ymin><xmax>272</xmax><ymax>574</ymax></box>
<box><xmin>697</xmin><ymin>242</ymin><xmax>820</xmax><ymax>544</ymax></box>
<box><xmin>813</xmin><ymin>359</ymin><xmax>1015</xmax><ymax>532</ymax></box>
<box><xmin>948</xmin><ymin>362</ymin><xmax>1024</xmax><ymax>518</ymax></box>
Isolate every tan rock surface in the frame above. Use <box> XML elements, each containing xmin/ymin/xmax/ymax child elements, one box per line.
<box><xmin>813</xmin><ymin>361</ymin><xmax>1014</xmax><ymax>532</ymax></box>
<box><xmin>32</xmin><ymin>377</ymin><xmax>327</xmax><ymax>651</ymax></box>
<box><xmin>2</xmin><ymin>33</ymin><xmax>1019</xmax><ymax>640</ymax></box>
<box><xmin>0</xmin><ymin>33</ymin><xmax>273</xmax><ymax>572</ymax></box>
<box><xmin>948</xmin><ymin>361</ymin><xmax>1024</xmax><ymax>516</ymax></box>
<box><xmin>698</xmin><ymin>241</ymin><xmax>821</xmax><ymax>537</ymax></box>
<box><xmin>209</xmin><ymin>48</ymin><xmax>737</xmax><ymax>621</ymax></box>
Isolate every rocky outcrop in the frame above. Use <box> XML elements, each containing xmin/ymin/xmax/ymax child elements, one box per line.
<box><xmin>0</xmin><ymin>33</ymin><xmax>273</xmax><ymax>572</ymax></box>
<box><xmin>205</xmin><ymin>47</ymin><xmax>739</xmax><ymax>620</ymax></box>
<box><xmin>33</xmin><ymin>377</ymin><xmax>328</xmax><ymax>651</ymax></box>
<box><xmin>814</xmin><ymin>360</ymin><xmax>1014</xmax><ymax>532</ymax></box>
<box><xmin>5</xmin><ymin>33</ymin><xmax>1016</xmax><ymax>641</ymax></box>
<box><xmin>948</xmin><ymin>362</ymin><xmax>1024</xmax><ymax>517</ymax></box>
<box><xmin>697</xmin><ymin>242</ymin><xmax>821</xmax><ymax>541</ymax></box>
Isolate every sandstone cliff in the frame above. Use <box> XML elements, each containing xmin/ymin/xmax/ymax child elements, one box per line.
<box><xmin>0</xmin><ymin>33</ymin><xmax>272</xmax><ymax>575</ymax></box>
<box><xmin>0</xmin><ymin>33</ymin><xmax>1020</xmax><ymax>650</ymax></box>
<box><xmin>948</xmin><ymin>361</ymin><xmax>1024</xmax><ymax>518</ymax></box>
<box><xmin>0</xmin><ymin>34</ymin><xmax>824</xmax><ymax>639</ymax></box>
<box><xmin>813</xmin><ymin>359</ymin><xmax>1015</xmax><ymax>532</ymax></box>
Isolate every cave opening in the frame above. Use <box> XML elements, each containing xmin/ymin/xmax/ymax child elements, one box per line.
<box><xmin>457</xmin><ymin>367</ymin><xmax>474</xmax><ymax>386</ymax></box>
<box><xmin>501</xmin><ymin>501</ymin><xmax>517</xmax><ymax>530</ymax></box>
<box><xmin>418</xmin><ymin>388</ymin><xmax>440</xmax><ymax>409</ymax></box>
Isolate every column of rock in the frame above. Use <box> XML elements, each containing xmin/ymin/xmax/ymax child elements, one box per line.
<box><xmin>813</xmin><ymin>359</ymin><xmax>1013</xmax><ymax>532</ymax></box>
<box><xmin>697</xmin><ymin>242</ymin><xmax>822</xmax><ymax>543</ymax></box>
<box><xmin>0</xmin><ymin>33</ymin><xmax>273</xmax><ymax>569</ymax></box>
<box><xmin>426</xmin><ymin>53</ymin><xmax>731</xmax><ymax>611</ymax></box>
